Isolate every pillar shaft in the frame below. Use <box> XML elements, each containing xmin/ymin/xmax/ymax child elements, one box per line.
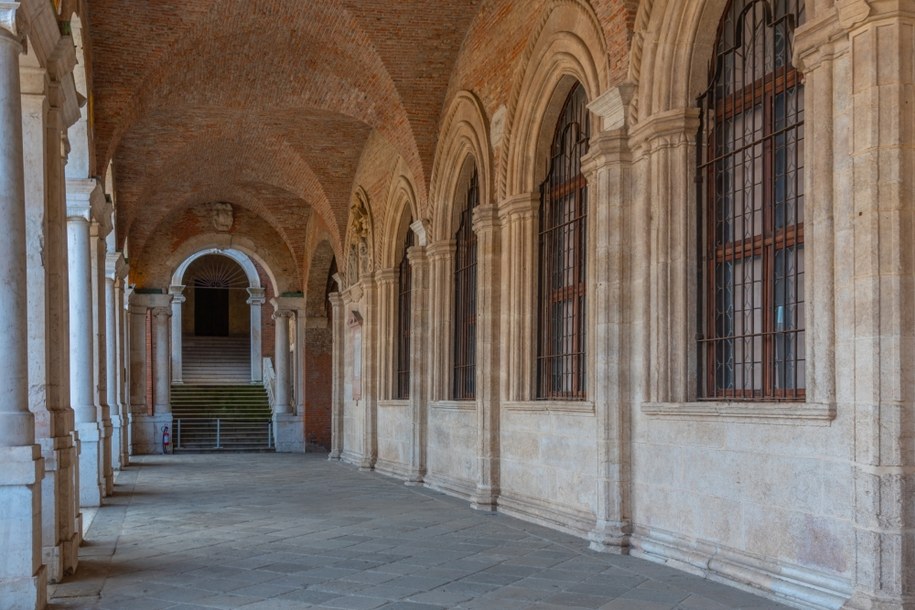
<box><xmin>406</xmin><ymin>246</ymin><xmax>428</xmax><ymax>484</ymax></box>
<box><xmin>328</xmin><ymin>292</ymin><xmax>344</xmax><ymax>460</ymax></box>
<box><xmin>0</xmin><ymin>5</ymin><xmax>47</xmax><ymax>605</ymax></box>
<box><xmin>247</xmin><ymin>288</ymin><xmax>265</xmax><ymax>383</ymax></box>
<box><xmin>273</xmin><ymin>310</ymin><xmax>292</xmax><ymax>413</ymax></box>
<box><xmin>152</xmin><ymin>306</ymin><xmax>171</xmax><ymax>414</ymax></box>
<box><xmin>66</xmin><ymin>214</ymin><xmax>94</xmax><ymax>424</ymax></box>
<box><xmin>169</xmin><ymin>285</ymin><xmax>184</xmax><ymax>384</ymax></box>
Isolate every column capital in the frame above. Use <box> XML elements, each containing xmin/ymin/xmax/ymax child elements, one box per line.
<box><xmin>406</xmin><ymin>245</ymin><xmax>428</xmax><ymax>266</ymax></box>
<box><xmin>0</xmin><ymin>2</ymin><xmax>26</xmax><ymax>51</ymax></box>
<box><xmin>105</xmin><ymin>251</ymin><xmax>126</xmax><ymax>281</ymax></box>
<box><xmin>66</xmin><ymin>178</ymin><xmax>105</xmax><ymax>223</ymax></box>
<box><xmin>472</xmin><ymin>204</ymin><xmax>501</xmax><ymax>234</ymax></box>
<box><xmin>272</xmin><ymin>309</ymin><xmax>295</xmax><ymax>322</ymax></box>
<box><xmin>246</xmin><ymin>286</ymin><xmax>266</xmax><ymax>305</ymax></box>
<box><xmin>168</xmin><ymin>285</ymin><xmax>186</xmax><ymax>305</ymax></box>
<box><xmin>629</xmin><ymin>106</ymin><xmax>700</xmax><ymax>158</ymax></box>
<box><xmin>271</xmin><ymin>295</ymin><xmax>305</xmax><ymax>313</ymax></box>
<box><xmin>426</xmin><ymin>239</ymin><xmax>455</xmax><ymax>261</ymax></box>
<box><xmin>498</xmin><ymin>192</ymin><xmax>538</xmax><ymax>222</ymax></box>
<box><xmin>328</xmin><ymin>291</ymin><xmax>343</xmax><ymax>308</ymax></box>
<box><xmin>375</xmin><ymin>267</ymin><xmax>398</xmax><ymax>286</ymax></box>
<box><xmin>151</xmin><ymin>306</ymin><xmax>171</xmax><ymax>320</ymax></box>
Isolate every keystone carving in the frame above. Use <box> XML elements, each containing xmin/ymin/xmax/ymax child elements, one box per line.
<box><xmin>207</xmin><ymin>202</ymin><xmax>234</xmax><ymax>232</ymax></box>
<box><xmin>346</xmin><ymin>188</ymin><xmax>375</xmax><ymax>287</ymax></box>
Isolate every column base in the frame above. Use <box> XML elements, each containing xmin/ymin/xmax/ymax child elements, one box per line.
<box><xmin>471</xmin><ymin>485</ymin><xmax>499</xmax><ymax>511</ymax></box>
<box><xmin>76</xmin><ymin>422</ymin><xmax>103</xmax><ymax>507</ymax></box>
<box><xmin>273</xmin><ymin>414</ymin><xmax>305</xmax><ymax>453</ymax></box>
<box><xmin>101</xmin><ymin>419</ymin><xmax>114</xmax><ymax>496</ymax></box>
<box><xmin>111</xmin><ymin>414</ymin><xmax>124</xmax><ymax>471</ymax></box>
<box><xmin>131</xmin><ymin>414</ymin><xmax>173</xmax><ymax>455</ymax></box>
<box><xmin>843</xmin><ymin>591</ymin><xmax>915</xmax><ymax>610</ymax></box>
<box><xmin>588</xmin><ymin>519</ymin><xmax>631</xmax><ymax>554</ymax></box>
<box><xmin>38</xmin><ymin>433</ymin><xmax>78</xmax><ymax>582</ymax></box>
<box><xmin>327</xmin><ymin>450</ymin><xmax>342</xmax><ymax>461</ymax></box>
<box><xmin>0</xmin><ymin>445</ymin><xmax>47</xmax><ymax>610</ymax></box>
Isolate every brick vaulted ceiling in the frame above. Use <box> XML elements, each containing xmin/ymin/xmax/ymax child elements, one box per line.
<box><xmin>87</xmin><ymin>0</ymin><xmax>482</xmax><ymax>266</ymax></box>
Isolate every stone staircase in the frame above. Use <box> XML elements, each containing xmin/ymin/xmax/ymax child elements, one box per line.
<box><xmin>182</xmin><ymin>335</ymin><xmax>250</xmax><ymax>384</ymax></box>
<box><xmin>171</xmin><ymin>385</ymin><xmax>273</xmax><ymax>451</ymax></box>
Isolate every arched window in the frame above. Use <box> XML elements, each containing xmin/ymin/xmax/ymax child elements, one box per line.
<box><xmin>453</xmin><ymin>167</ymin><xmax>479</xmax><ymax>400</ymax></box>
<box><xmin>697</xmin><ymin>0</ymin><xmax>805</xmax><ymax>400</ymax></box>
<box><xmin>536</xmin><ymin>83</ymin><xmax>589</xmax><ymax>400</ymax></box>
<box><xmin>395</xmin><ymin>229</ymin><xmax>414</xmax><ymax>399</ymax></box>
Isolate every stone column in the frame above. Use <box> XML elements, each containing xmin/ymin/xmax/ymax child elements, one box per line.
<box><xmin>470</xmin><ymin>204</ymin><xmax>501</xmax><ymax>510</ymax></box>
<box><xmin>127</xmin><ymin>293</ymin><xmax>149</xmax><ymax>453</ymax></box>
<box><xmin>582</xmin><ymin>87</ymin><xmax>635</xmax><ymax>551</ymax></box>
<box><xmin>499</xmin><ymin>194</ymin><xmax>538</xmax><ymax>401</ymax></box>
<box><xmin>406</xmin><ymin>242</ymin><xmax>429</xmax><ymax>485</ymax></box>
<box><xmin>794</xmin><ymin>7</ymin><xmax>915</xmax><ymax>608</ymax></box>
<box><xmin>273</xmin><ymin>308</ymin><xmax>292</xmax><ymax>414</ymax></box>
<box><xmin>90</xmin><ymin>216</ymin><xmax>113</xmax><ymax>496</ymax></box>
<box><xmin>169</xmin><ymin>285</ymin><xmax>185</xmax><ymax>384</ymax></box>
<box><xmin>328</xmin><ymin>292</ymin><xmax>344</xmax><ymax>460</ymax></box>
<box><xmin>66</xmin><ymin>179</ymin><xmax>103</xmax><ymax>507</ymax></box>
<box><xmin>106</xmin><ymin>253</ymin><xmax>125</xmax><ymax>470</ymax></box>
<box><xmin>114</xmin><ymin>269</ymin><xmax>129</xmax><ymax>468</ymax></box>
<box><xmin>426</xmin><ymin>241</ymin><xmax>455</xmax><ymax>402</ymax></box>
<box><xmin>152</xmin><ymin>304</ymin><xmax>171</xmax><ymax>417</ymax></box>
<box><xmin>360</xmin><ymin>276</ymin><xmax>378</xmax><ymax>470</ymax></box>
<box><xmin>271</xmin><ymin>297</ymin><xmax>305</xmax><ymax>452</ymax></box>
<box><xmin>0</xmin><ymin>4</ymin><xmax>48</xmax><ymax>605</ymax></box>
<box><xmin>246</xmin><ymin>287</ymin><xmax>265</xmax><ymax>383</ymax></box>
<box><xmin>374</xmin><ymin>268</ymin><xmax>398</xmax><ymax>400</ymax></box>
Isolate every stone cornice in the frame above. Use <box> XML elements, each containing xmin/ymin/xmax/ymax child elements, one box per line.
<box><xmin>409</xmin><ymin>219</ymin><xmax>431</xmax><ymax>247</ymax></box>
<box><xmin>129</xmin><ymin>292</ymin><xmax>170</xmax><ymax>311</ymax></box>
<box><xmin>581</xmin><ymin>131</ymin><xmax>632</xmax><ymax>180</ymax></box>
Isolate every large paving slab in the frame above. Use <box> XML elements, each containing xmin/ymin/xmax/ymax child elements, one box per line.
<box><xmin>48</xmin><ymin>454</ymin><xmax>792</xmax><ymax>609</ymax></box>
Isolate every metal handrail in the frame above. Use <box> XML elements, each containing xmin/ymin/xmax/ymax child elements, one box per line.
<box><xmin>175</xmin><ymin>418</ymin><xmax>274</xmax><ymax>450</ymax></box>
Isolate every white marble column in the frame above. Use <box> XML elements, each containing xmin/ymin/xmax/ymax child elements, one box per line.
<box><xmin>271</xmin><ymin>297</ymin><xmax>305</xmax><ymax>452</ymax></box>
<box><xmin>90</xmin><ymin>217</ymin><xmax>113</xmax><ymax>496</ymax></box>
<box><xmin>113</xmin><ymin>267</ymin><xmax>129</xmax><ymax>468</ymax></box>
<box><xmin>0</xmin><ymin>4</ymin><xmax>47</xmax><ymax>605</ymax></box>
<box><xmin>328</xmin><ymin>291</ymin><xmax>344</xmax><ymax>460</ymax></box>
<box><xmin>118</xmin><ymin>280</ymin><xmax>131</xmax><ymax>463</ymax></box>
<box><xmin>247</xmin><ymin>287</ymin><xmax>265</xmax><ymax>383</ymax></box>
<box><xmin>273</xmin><ymin>308</ymin><xmax>292</xmax><ymax>414</ymax></box>
<box><xmin>106</xmin><ymin>252</ymin><xmax>125</xmax><ymax>470</ymax></box>
<box><xmin>169</xmin><ymin>285</ymin><xmax>185</xmax><ymax>384</ymax></box>
<box><xmin>66</xmin><ymin>179</ymin><xmax>103</xmax><ymax>507</ymax></box>
<box><xmin>127</xmin><ymin>293</ymin><xmax>151</xmax><ymax>454</ymax></box>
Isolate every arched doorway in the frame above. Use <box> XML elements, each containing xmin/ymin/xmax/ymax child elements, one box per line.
<box><xmin>186</xmin><ymin>255</ymin><xmax>249</xmax><ymax>338</ymax></box>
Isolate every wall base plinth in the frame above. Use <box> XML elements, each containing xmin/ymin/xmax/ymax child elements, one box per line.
<box><xmin>588</xmin><ymin>520</ymin><xmax>630</xmax><ymax>554</ymax></box>
<box><xmin>131</xmin><ymin>414</ymin><xmax>173</xmax><ymax>455</ymax></box>
<box><xmin>0</xmin><ymin>445</ymin><xmax>47</xmax><ymax>610</ymax></box>
<box><xmin>273</xmin><ymin>414</ymin><xmax>305</xmax><ymax>453</ymax></box>
<box><xmin>76</xmin><ymin>422</ymin><xmax>103</xmax><ymax>507</ymax></box>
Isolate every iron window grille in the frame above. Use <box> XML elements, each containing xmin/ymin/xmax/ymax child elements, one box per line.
<box><xmin>536</xmin><ymin>84</ymin><xmax>590</xmax><ymax>400</ymax></box>
<box><xmin>395</xmin><ymin>229</ymin><xmax>414</xmax><ymax>399</ymax></box>
<box><xmin>697</xmin><ymin>0</ymin><xmax>806</xmax><ymax>400</ymax></box>
<box><xmin>453</xmin><ymin>167</ymin><xmax>479</xmax><ymax>400</ymax></box>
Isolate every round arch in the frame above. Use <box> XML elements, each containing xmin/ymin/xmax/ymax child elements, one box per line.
<box><xmin>501</xmin><ymin>1</ymin><xmax>609</xmax><ymax>200</ymax></box>
<box><xmin>172</xmin><ymin>248</ymin><xmax>262</xmax><ymax>291</ymax></box>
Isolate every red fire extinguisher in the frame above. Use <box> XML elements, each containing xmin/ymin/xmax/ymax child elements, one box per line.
<box><xmin>162</xmin><ymin>426</ymin><xmax>171</xmax><ymax>454</ymax></box>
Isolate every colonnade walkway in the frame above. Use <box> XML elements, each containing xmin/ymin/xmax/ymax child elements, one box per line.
<box><xmin>48</xmin><ymin>454</ymin><xmax>790</xmax><ymax>610</ymax></box>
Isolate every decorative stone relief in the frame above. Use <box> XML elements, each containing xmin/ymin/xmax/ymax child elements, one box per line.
<box><xmin>345</xmin><ymin>188</ymin><xmax>374</xmax><ymax>288</ymax></box>
<box><xmin>207</xmin><ymin>202</ymin><xmax>234</xmax><ymax>232</ymax></box>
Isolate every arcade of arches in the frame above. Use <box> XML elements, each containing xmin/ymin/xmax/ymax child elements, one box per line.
<box><xmin>0</xmin><ymin>1</ymin><xmax>913</xmax><ymax>609</ymax></box>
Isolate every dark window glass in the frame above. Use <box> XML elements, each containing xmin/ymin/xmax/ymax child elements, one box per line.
<box><xmin>453</xmin><ymin>168</ymin><xmax>479</xmax><ymax>400</ymax></box>
<box><xmin>697</xmin><ymin>0</ymin><xmax>805</xmax><ymax>400</ymax></box>
<box><xmin>395</xmin><ymin>229</ymin><xmax>414</xmax><ymax>399</ymax></box>
<box><xmin>536</xmin><ymin>83</ymin><xmax>589</xmax><ymax>400</ymax></box>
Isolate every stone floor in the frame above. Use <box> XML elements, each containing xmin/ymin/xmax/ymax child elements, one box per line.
<box><xmin>48</xmin><ymin>454</ymin><xmax>792</xmax><ymax>610</ymax></box>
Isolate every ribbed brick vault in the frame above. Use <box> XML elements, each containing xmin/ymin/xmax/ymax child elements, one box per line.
<box><xmin>87</xmin><ymin>0</ymin><xmax>638</xmax><ymax>287</ymax></box>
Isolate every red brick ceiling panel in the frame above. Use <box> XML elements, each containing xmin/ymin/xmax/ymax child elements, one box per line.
<box><xmin>115</xmin><ymin>106</ymin><xmax>367</xmax><ymax>255</ymax></box>
<box><xmin>89</xmin><ymin>1</ymin><xmax>480</xmax><ymax>246</ymax></box>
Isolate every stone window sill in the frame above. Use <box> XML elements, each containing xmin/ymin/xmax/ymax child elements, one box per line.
<box><xmin>504</xmin><ymin>400</ymin><xmax>595</xmax><ymax>415</ymax></box>
<box><xmin>641</xmin><ymin>401</ymin><xmax>836</xmax><ymax>425</ymax></box>
<box><xmin>431</xmin><ymin>400</ymin><xmax>477</xmax><ymax>411</ymax></box>
<box><xmin>378</xmin><ymin>400</ymin><xmax>410</xmax><ymax>408</ymax></box>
